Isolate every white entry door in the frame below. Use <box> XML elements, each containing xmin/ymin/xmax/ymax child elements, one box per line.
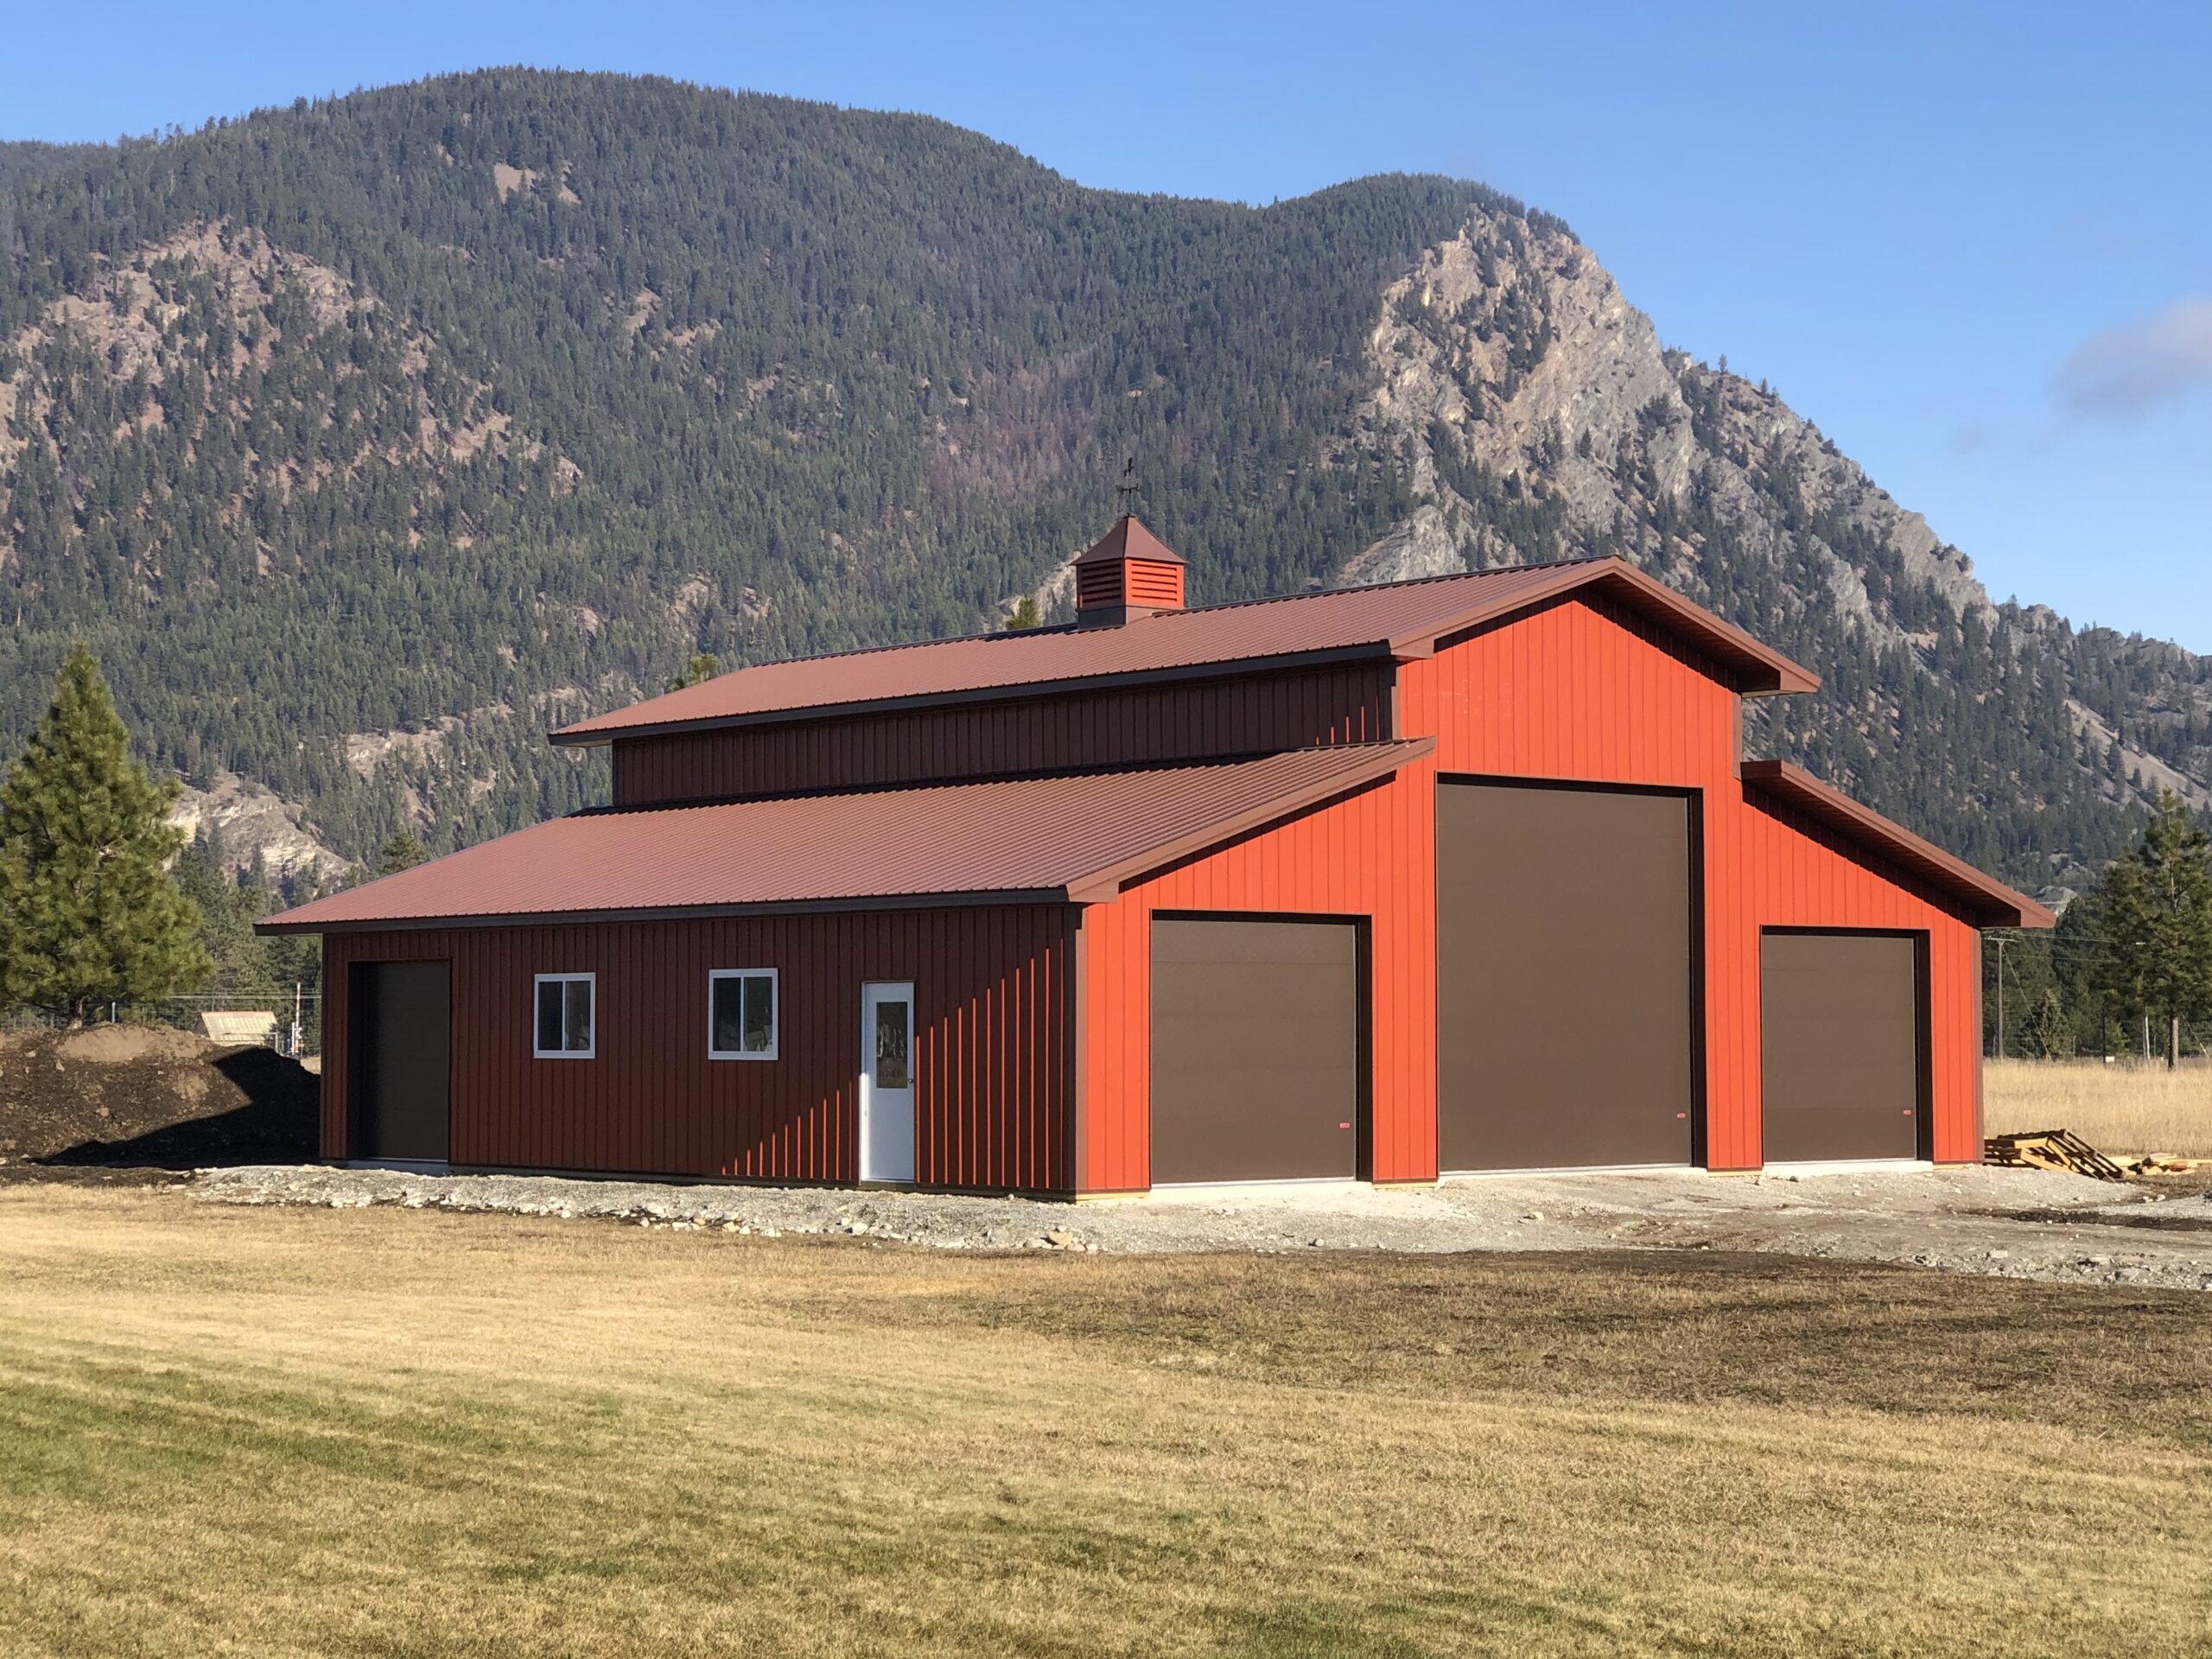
<box><xmin>860</xmin><ymin>981</ymin><xmax>916</xmax><ymax>1183</ymax></box>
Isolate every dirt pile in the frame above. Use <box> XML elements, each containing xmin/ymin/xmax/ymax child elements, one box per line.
<box><xmin>0</xmin><ymin>1026</ymin><xmax>317</xmax><ymax>1169</ymax></box>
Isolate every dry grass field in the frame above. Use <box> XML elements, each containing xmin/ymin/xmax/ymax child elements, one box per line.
<box><xmin>2</xmin><ymin>1187</ymin><xmax>2209</xmax><ymax>1657</ymax></box>
<box><xmin>1985</xmin><ymin>1058</ymin><xmax>2212</xmax><ymax>1156</ymax></box>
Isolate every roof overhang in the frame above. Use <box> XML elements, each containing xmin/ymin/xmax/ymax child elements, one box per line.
<box><xmin>1741</xmin><ymin>759</ymin><xmax>2056</xmax><ymax>929</ymax></box>
<box><xmin>256</xmin><ymin>887</ymin><xmax>1076</xmax><ymax>936</ymax></box>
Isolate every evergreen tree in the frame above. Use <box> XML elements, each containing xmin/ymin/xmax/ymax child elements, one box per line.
<box><xmin>1004</xmin><ymin>596</ymin><xmax>1042</xmax><ymax>631</ymax></box>
<box><xmin>2094</xmin><ymin>791</ymin><xmax>2212</xmax><ymax>1067</ymax></box>
<box><xmin>174</xmin><ymin>836</ymin><xmax>273</xmax><ymax>993</ymax></box>
<box><xmin>0</xmin><ymin>644</ymin><xmax>210</xmax><ymax>1023</ymax></box>
<box><xmin>376</xmin><ymin>830</ymin><xmax>429</xmax><ymax>875</ymax></box>
<box><xmin>666</xmin><ymin>653</ymin><xmax>720</xmax><ymax>693</ymax></box>
<box><xmin>2025</xmin><ymin>988</ymin><xmax>2075</xmax><ymax>1059</ymax></box>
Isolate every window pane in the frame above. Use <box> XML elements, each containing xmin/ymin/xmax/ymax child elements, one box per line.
<box><xmin>743</xmin><ymin>975</ymin><xmax>774</xmax><ymax>1053</ymax></box>
<box><xmin>537</xmin><ymin>981</ymin><xmax>563</xmax><ymax>1052</ymax></box>
<box><xmin>874</xmin><ymin>1000</ymin><xmax>909</xmax><ymax>1090</ymax></box>
<box><xmin>711</xmin><ymin>976</ymin><xmax>743</xmax><ymax>1054</ymax></box>
<box><xmin>563</xmin><ymin>979</ymin><xmax>593</xmax><ymax>1052</ymax></box>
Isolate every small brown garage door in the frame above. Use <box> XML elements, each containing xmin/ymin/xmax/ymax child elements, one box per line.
<box><xmin>348</xmin><ymin>960</ymin><xmax>451</xmax><ymax>1163</ymax></box>
<box><xmin>1437</xmin><ymin>781</ymin><xmax>1695</xmax><ymax>1171</ymax></box>
<box><xmin>1761</xmin><ymin>931</ymin><xmax>1923</xmax><ymax>1162</ymax></box>
<box><xmin>1149</xmin><ymin>918</ymin><xmax>1361</xmax><ymax>1185</ymax></box>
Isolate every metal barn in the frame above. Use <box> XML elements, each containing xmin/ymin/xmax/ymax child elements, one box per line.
<box><xmin>262</xmin><ymin>518</ymin><xmax>2052</xmax><ymax>1192</ymax></box>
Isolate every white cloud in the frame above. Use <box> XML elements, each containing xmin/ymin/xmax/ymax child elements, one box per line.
<box><xmin>2056</xmin><ymin>296</ymin><xmax>2212</xmax><ymax>419</ymax></box>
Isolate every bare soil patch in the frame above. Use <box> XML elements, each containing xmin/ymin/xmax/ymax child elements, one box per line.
<box><xmin>0</xmin><ymin>1027</ymin><xmax>315</xmax><ymax>1170</ymax></box>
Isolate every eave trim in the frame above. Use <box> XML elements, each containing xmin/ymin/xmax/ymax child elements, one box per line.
<box><xmin>254</xmin><ymin>887</ymin><xmax>1077</xmax><ymax>936</ymax></box>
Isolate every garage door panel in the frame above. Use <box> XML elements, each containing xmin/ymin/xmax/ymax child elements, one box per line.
<box><xmin>1761</xmin><ymin>932</ymin><xmax>1922</xmax><ymax>1162</ymax></box>
<box><xmin>1437</xmin><ymin>782</ymin><xmax>1694</xmax><ymax>1171</ymax></box>
<box><xmin>349</xmin><ymin>960</ymin><xmax>451</xmax><ymax>1162</ymax></box>
<box><xmin>1150</xmin><ymin>918</ymin><xmax>1358</xmax><ymax>1185</ymax></box>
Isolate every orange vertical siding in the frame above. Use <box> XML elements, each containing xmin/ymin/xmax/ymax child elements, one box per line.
<box><xmin>1077</xmin><ymin>767</ymin><xmax>1437</xmax><ymax>1191</ymax></box>
<box><xmin>1397</xmin><ymin>592</ymin><xmax>1981</xmax><ymax>1172</ymax></box>
<box><xmin>1075</xmin><ymin>591</ymin><xmax>1986</xmax><ymax>1189</ymax></box>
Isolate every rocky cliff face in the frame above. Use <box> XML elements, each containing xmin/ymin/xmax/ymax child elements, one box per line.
<box><xmin>1339</xmin><ymin>209</ymin><xmax>2212</xmax><ymax>851</ymax></box>
<box><xmin>2</xmin><ymin>73</ymin><xmax>2199</xmax><ymax>887</ymax></box>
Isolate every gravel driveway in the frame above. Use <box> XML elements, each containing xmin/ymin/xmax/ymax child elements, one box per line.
<box><xmin>189</xmin><ymin>1162</ymin><xmax>2212</xmax><ymax>1291</ymax></box>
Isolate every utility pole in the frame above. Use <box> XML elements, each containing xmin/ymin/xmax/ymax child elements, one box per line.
<box><xmin>1994</xmin><ymin>936</ymin><xmax>2005</xmax><ymax>1059</ymax></box>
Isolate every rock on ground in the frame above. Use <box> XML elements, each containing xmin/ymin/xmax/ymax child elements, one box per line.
<box><xmin>187</xmin><ymin>1163</ymin><xmax>2212</xmax><ymax>1292</ymax></box>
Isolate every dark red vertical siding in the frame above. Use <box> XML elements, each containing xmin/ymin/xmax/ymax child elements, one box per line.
<box><xmin>610</xmin><ymin>663</ymin><xmax>1395</xmax><ymax>804</ymax></box>
<box><xmin>322</xmin><ymin>905</ymin><xmax>1078</xmax><ymax>1192</ymax></box>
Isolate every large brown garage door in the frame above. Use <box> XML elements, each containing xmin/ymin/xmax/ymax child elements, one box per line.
<box><xmin>1761</xmin><ymin>931</ymin><xmax>1923</xmax><ymax>1162</ymax></box>
<box><xmin>1149</xmin><ymin>918</ymin><xmax>1361</xmax><ymax>1185</ymax></box>
<box><xmin>1437</xmin><ymin>781</ymin><xmax>1695</xmax><ymax>1171</ymax></box>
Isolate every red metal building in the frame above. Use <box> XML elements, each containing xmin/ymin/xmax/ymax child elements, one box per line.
<box><xmin>263</xmin><ymin>519</ymin><xmax>2053</xmax><ymax>1192</ymax></box>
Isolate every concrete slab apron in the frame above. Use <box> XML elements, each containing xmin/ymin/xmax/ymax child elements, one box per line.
<box><xmin>188</xmin><ymin>1164</ymin><xmax>2212</xmax><ymax>1292</ymax></box>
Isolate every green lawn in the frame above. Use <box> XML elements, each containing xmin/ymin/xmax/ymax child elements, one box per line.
<box><xmin>2</xmin><ymin>1185</ymin><xmax>2209</xmax><ymax>1656</ymax></box>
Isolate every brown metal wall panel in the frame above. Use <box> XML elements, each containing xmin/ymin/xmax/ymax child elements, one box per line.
<box><xmin>1759</xmin><ymin>931</ymin><xmax>1923</xmax><ymax>1161</ymax></box>
<box><xmin>1147</xmin><ymin>918</ymin><xmax>1360</xmax><ymax>1184</ymax></box>
<box><xmin>1435</xmin><ymin>779</ymin><xmax>1694</xmax><ymax>1170</ymax></box>
<box><xmin>321</xmin><ymin>906</ymin><xmax>1078</xmax><ymax>1192</ymax></box>
<box><xmin>609</xmin><ymin>664</ymin><xmax>1395</xmax><ymax>806</ymax></box>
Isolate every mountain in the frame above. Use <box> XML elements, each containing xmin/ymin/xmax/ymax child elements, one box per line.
<box><xmin>0</xmin><ymin>68</ymin><xmax>2202</xmax><ymax>890</ymax></box>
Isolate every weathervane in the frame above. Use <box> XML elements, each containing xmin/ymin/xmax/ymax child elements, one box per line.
<box><xmin>1116</xmin><ymin>455</ymin><xmax>1139</xmax><ymax>516</ymax></box>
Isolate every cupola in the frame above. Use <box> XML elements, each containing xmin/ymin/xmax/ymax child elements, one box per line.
<box><xmin>1073</xmin><ymin>514</ymin><xmax>1187</xmax><ymax>627</ymax></box>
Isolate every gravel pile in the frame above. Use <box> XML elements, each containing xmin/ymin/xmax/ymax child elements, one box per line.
<box><xmin>189</xmin><ymin>1161</ymin><xmax>2212</xmax><ymax>1291</ymax></box>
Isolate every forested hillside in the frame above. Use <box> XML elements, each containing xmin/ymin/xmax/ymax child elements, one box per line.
<box><xmin>0</xmin><ymin>69</ymin><xmax>2202</xmax><ymax>888</ymax></box>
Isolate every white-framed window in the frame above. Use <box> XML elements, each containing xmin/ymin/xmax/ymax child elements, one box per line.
<box><xmin>709</xmin><ymin>969</ymin><xmax>778</xmax><ymax>1060</ymax></box>
<box><xmin>533</xmin><ymin>973</ymin><xmax>595</xmax><ymax>1058</ymax></box>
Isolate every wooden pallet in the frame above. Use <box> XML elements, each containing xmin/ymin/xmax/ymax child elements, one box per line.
<box><xmin>1983</xmin><ymin>1129</ymin><xmax>2127</xmax><ymax>1181</ymax></box>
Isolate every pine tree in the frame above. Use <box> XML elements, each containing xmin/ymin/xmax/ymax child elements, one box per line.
<box><xmin>376</xmin><ymin>830</ymin><xmax>429</xmax><ymax>875</ymax></box>
<box><xmin>665</xmin><ymin>653</ymin><xmax>720</xmax><ymax>693</ymax></box>
<box><xmin>2095</xmin><ymin>791</ymin><xmax>2212</xmax><ymax>1067</ymax></box>
<box><xmin>1004</xmin><ymin>595</ymin><xmax>1042</xmax><ymax>631</ymax></box>
<box><xmin>0</xmin><ymin>645</ymin><xmax>211</xmax><ymax>1023</ymax></box>
<box><xmin>2026</xmin><ymin>988</ymin><xmax>2075</xmax><ymax>1059</ymax></box>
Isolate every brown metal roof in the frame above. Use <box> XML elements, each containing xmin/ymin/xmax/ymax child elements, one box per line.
<box><xmin>257</xmin><ymin>741</ymin><xmax>1432</xmax><ymax>933</ymax></box>
<box><xmin>1740</xmin><ymin>759</ymin><xmax>2056</xmax><ymax>929</ymax></box>
<box><xmin>553</xmin><ymin>556</ymin><xmax>1817</xmax><ymax>745</ymax></box>
<box><xmin>1074</xmin><ymin>513</ymin><xmax>1187</xmax><ymax>566</ymax></box>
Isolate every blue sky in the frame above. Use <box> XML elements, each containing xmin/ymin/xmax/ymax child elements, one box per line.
<box><xmin>6</xmin><ymin>1</ymin><xmax>2207</xmax><ymax>646</ymax></box>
